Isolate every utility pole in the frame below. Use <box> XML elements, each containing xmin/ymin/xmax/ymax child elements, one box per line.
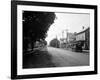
<box><xmin>64</xmin><ymin>29</ymin><xmax>68</xmax><ymax>49</ymax></box>
<box><xmin>62</xmin><ymin>30</ymin><xmax>64</xmax><ymax>39</ymax></box>
<box><xmin>56</xmin><ymin>35</ymin><xmax>57</xmax><ymax>48</ymax></box>
<box><xmin>65</xmin><ymin>29</ymin><xmax>68</xmax><ymax>43</ymax></box>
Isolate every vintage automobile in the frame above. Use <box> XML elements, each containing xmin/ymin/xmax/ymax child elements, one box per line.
<box><xmin>71</xmin><ymin>40</ymin><xmax>84</xmax><ymax>52</ymax></box>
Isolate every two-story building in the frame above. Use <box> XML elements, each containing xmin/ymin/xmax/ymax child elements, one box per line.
<box><xmin>75</xmin><ymin>27</ymin><xmax>90</xmax><ymax>50</ymax></box>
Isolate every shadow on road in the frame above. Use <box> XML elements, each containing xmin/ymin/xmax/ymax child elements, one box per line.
<box><xmin>23</xmin><ymin>50</ymin><xmax>56</xmax><ymax>68</ymax></box>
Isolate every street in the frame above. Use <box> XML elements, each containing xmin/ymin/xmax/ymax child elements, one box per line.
<box><xmin>23</xmin><ymin>46</ymin><xmax>89</xmax><ymax>68</ymax></box>
<box><xmin>47</xmin><ymin>47</ymin><xmax>89</xmax><ymax>67</ymax></box>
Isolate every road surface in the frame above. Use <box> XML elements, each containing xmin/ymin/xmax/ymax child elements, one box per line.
<box><xmin>47</xmin><ymin>47</ymin><xmax>89</xmax><ymax>67</ymax></box>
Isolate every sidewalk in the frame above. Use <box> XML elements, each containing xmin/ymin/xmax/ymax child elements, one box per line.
<box><xmin>82</xmin><ymin>50</ymin><xmax>89</xmax><ymax>53</ymax></box>
<box><xmin>60</xmin><ymin>48</ymin><xmax>89</xmax><ymax>55</ymax></box>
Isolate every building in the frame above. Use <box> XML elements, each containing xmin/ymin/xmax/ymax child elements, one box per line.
<box><xmin>60</xmin><ymin>38</ymin><xmax>67</xmax><ymax>48</ymax></box>
<box><xmin>67</xmin><ymin>33</ymin><xmax>76</xmax><ymax>43</ymax></box>
<box><xmin>85</xmin><ymin>27</ymin><xmax>90</xmax><ymax>50</ymax></box>
<box><xmin>75</xmin><ymin>27</ymin><xmax>90</xmax><ymax>50</ymax></box>
<box><xmin>59</xmin><ymin>27</ymin><xmax>90</xmax><ymax>51</ymax></box>
<box><xmin>60</xmin><ymin>32</ymin><xmax>76</xmax><ymax>48</ymax></box>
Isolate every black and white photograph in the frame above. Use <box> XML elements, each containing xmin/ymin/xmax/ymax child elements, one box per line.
<box><xmin>11</xmin><ymin>1</ymin><xmax>97</xmax><ymax>79</ymax></box>
<box><xmin>23</xmin><ymin>11</ymin><xmax>90</xmax><ymax>69</ymax></box>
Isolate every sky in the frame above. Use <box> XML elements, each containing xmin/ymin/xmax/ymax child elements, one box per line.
<box><xmin>45</xmin><ymin>12</ymin><xmax>90</xmax><ymax>44</ymax></box>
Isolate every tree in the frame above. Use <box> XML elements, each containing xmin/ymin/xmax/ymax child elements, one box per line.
<box><xmin>23</xmin><ymin>11</ymin><xmax>56</xmax><ymax>51</ymax></box>
<box><xmin>49</xmin><ymin>38</ymin><xmax>60</xmax><ymax>48</ymax></box>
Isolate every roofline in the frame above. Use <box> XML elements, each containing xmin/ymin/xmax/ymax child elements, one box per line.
<box><xmin>76</xmin><ymin>27</ymin><xmax>89</xmax><ymax>35</ymax></box>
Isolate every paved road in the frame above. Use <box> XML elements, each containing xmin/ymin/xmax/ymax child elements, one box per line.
<box><xmin>47</xmin><ymin>47</ymin><xmax>89</xmax><ymax>67</ymax></box>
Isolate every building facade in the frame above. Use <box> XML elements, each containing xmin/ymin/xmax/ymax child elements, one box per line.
<box><xmin>75</xmin><ymin>27</ymin><xmax>90</xmax><ymax>50</ymax></box>
<box><xmin>60</xmin><ymin>32</ymin><xmax>76</xmax><ymax>48</ymax></box>
<box><xmin>59</xmin><ymin>27</ymin><xmax>90</xmax><ymax>51</ymax></box>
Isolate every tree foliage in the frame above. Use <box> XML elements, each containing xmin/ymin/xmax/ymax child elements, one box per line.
<box><xmin>49</xmin><ymin>38</ymin><xmax>60</xmax><ymax>48</ymax></box>
<box><xmin>23</xmin><ymin>11</ymin><xmax>56</xmax><ymax>51</ymax></box>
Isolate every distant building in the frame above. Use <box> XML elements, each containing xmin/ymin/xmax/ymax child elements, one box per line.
<box><xmin>67</xmin><ymin>33</ymin><xmax>76</xmax><ymax>43</ymax></box>
<box><xmin>60</xmin><ymin>32</ymin><xmax>76</xmax><ymax>48</ymax></box>
<box><xmin>60</xmin><ymin>38</ymin><xmax>67</xmax><ymax>48</ymax></box>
